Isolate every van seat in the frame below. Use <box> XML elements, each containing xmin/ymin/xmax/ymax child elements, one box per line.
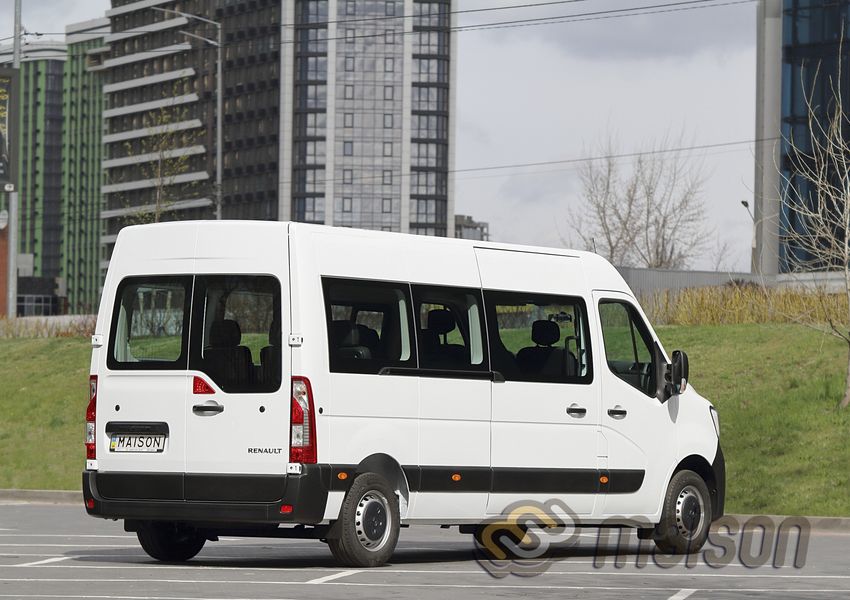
<box><xmin>517</xmin><ymin>320</ymin><xmax>568</xmax><ymax>378</ymax></box>
<box><xmin>260</xmin><ymin>319</ymin><xmax>281</xmax><ymax>386</ymax></box>
<box><xmin>331</xmin><ymin>320</ymin><xmax>373</xmax><ymax>361</ymax></box>
<box><xmin>421</xmin><ymin>309</ymin><xmax>468</xmax><ymax>369</ymax></box>
<box><xmin>205</xmin><ymin>319</ymin><xmax>253</xmax><ymax>388</ymax></box>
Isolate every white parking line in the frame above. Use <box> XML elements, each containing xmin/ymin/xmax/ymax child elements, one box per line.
<box><xmin>668</xmin><ymin>590</ymin><xmax>697</xmax><ymax>600</ymax></box>
<box><xmin>0</xmin><ymin>544</ymin><xmax>138</xmax><ymax>548</ymax></box>
<box><xmin>0</xmin><ymin>563</ymin><xmax>843</xmax><ymax>579</ymax></box>
<box><xmin>0</xmin><ymin>596</ymin><xmax>300</xmax><ymax>600</ymax></box>
<box><xmin>16</xmin><ymin>557</ymin><xmax>72</xmax><ymax>568</ymax></box>
<box><xmin>307</xmin><ymin>569</ymin><xmax>361</xmax><ymax>584</ymax></box>
<box><xmin>0</xmin><ymin>578</ymin><xmax>847</xmax><ymax>594</ymax></box>
<box><xmin>0</xmin><ymin>535</ymin><xmax>134</xmax><ymax>539</ymax></box>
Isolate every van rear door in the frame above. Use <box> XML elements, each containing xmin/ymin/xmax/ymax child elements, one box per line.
<box><xmin>98</xmin><ymin>275</ymin><xmax>193</xmax><ymax>494</ymax></box>
<box><xmin>183</xmin><ymin>227</ymin><xmax>290</xmax><ymax>501</ymax></box>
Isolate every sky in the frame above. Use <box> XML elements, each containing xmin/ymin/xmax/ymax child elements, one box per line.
<box><xmin>0</xmin><ymin>0</ymin><xmax>758</xmax><ymax>270</ymax></box>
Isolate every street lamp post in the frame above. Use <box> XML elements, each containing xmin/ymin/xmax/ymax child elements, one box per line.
<box><xmin>152</xmin><ymin>7</ymin><xmax>223</xmax><ymax>220</ymax></box>
<box><xmin>742</xmin><ymin>200</ymin><xmax>757</xmax><ymax>271</ymax></box>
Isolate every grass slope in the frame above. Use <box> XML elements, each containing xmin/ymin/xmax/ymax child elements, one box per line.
<box><xmin>658</xmin><ymin>324</ymin><xmax>848</xmax><ymax>517</ymax></box>
<box><xmin>0</xmin><ymin>338</ymin><xmax>91</xmax><ymax>491</ymax></box>
<box><xmin>1</xmin><ymin>324</ymin><xmax>847</xmax><ymax>516</ymax></box>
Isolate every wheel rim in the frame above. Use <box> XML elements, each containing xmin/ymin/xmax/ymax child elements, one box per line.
<box><xmin>355</xmin><ymin>490</ymin><xmax>392</xmax><ymax>552</ymax></box>
<box><xmin>675</xmin><ymin>485</ymin><xmax>706</xmax><ymax>539</ymax></box>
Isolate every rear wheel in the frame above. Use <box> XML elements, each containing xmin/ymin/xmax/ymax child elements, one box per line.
<box><xmin>328</xmin><ymin>473</ymin><xmax>400</xmax><ymax>567</ymax></box>
<box><xmin>137</xmin><ymin>522</ymin><xmax>206</xmax><ymax>562</ymax></box>
<box><xmin>653</xmin><ymin>470</ymin><xmax>711</xmax><ymax>555</ymax></box>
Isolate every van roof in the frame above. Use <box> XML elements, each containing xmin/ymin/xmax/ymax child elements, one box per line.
<box><xmin>112</xmin><ymin>220</ymin><xmax>631</xmax><ymax>294</ymax></box>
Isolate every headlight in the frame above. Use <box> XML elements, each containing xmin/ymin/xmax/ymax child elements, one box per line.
<box><xmin>710</xmin><ymin>406</ymin><xmax>720</xmax><ymax>438</ymax></box>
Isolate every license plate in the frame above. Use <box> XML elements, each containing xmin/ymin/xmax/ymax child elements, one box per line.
<box><xmin>110</xmin><ymin>434</ymin><xmax>166</xmax><ymax>453</ymax></box>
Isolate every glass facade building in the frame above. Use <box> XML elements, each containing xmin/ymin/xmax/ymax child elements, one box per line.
<box><xmin>284</xmin><ymin>0</ymin><xmax>456</xmax><ymax>236</ymax></box>
<box><xmin>780</xmin><ymin>0</ymin><xmax>850</xmax><ymax>271</ymax></box>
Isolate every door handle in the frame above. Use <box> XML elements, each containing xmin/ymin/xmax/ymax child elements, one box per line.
<box><xmin>566</xmin><ymin>404</ymin><xmax>587</xmax><ymax>417</ymax></box>
<box><xmin>607</xmin><ymin>406</ymin><xmax>627</xmax><ymax>419</ymax></box>
<box><xmin>193</xmin><ymin>401</ymin><xmax>224</xmax><ymax>416</ymax></box>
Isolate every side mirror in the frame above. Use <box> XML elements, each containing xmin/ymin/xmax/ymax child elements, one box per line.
<box><xmin>669</xmin><ymin>350</ymin><xmax>689</xmax><ymax>396</ymax></box>
<box><xmin>654</xmin><ymin>344</ymin><xmax>689</xmax><ymax>403</ymax></box>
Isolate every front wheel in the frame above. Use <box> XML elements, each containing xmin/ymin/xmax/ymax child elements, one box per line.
<box><xmin>137</xmin><ymin>522</ymin><xmax>206</xmax><ymax>562</ymax></box>
<box><xmin>653</xmin><ymin>470</ymin><xmax>711</xmax><ymax>554</ymax></box>
<box><xmin>328</xmin><ymin>472</ymin><xmax>400</xmax><ymax>567</ymax></box>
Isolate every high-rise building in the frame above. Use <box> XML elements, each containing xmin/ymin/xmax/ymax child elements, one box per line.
<box><xmin>63</xmin><ymin>18</ymin><xmax>110</xmax><ymax>313</ymax></box>
<box><xmin>99</xmin><ymin>0</ymin><xmax>456</xmax><ymax>264</ymax></box>
<box><xmin>778</xmin><ymin>0</ymin><xmax>850</xmax><ymax>272</ymax></box>
<box><xmin>281</xmin><ymin>0</ymin><xmax>455</xmax><ymax>236</ymax></box>
<box><xmin>99</xmin><ymin>0</ymin><xmax>283</xmax><ymax>265</ymax></box>
<box><xmin>755</xmin><ymin>0</ymin><xmax>850</xmax><ymax>274</ymax></box>
<box><xmin>0</xmin><ymin>42</ymin><xmax>67</xmax><ymax>283</ymax></box>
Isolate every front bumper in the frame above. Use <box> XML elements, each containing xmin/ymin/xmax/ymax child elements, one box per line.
<box><xmin>711</xmin><ymin>444</ymin><xmax>726</xmax><ymax>520</ymax></box>
<box><xmin>82</xmin><ymin>465</ymin><xmax>331</xmax><ymax>525</ymax></box>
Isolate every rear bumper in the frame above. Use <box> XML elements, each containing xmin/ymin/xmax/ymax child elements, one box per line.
<box><xmin>82</xmin><ymin>465</ymin><xmax>331</xmax><ymax>525</ymax></box>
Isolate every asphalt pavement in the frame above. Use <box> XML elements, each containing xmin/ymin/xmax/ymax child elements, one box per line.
<box><xmin>0</xmin><ymin>500</ymin><xmax>848</xmax><ymax>599</ymax></box>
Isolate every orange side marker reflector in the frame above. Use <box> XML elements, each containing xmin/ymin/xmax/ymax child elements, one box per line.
<box><xmin>451</xmin><ymin>473</ymin><xmax>462</xmax><ymax>482</ymax></box>
<box><xmin>337</xmin><ymin>472</ymin><xmax>348</xmax><ymax>481</ymax></box>
<box><xmin>599</xmin><ymin>476</ymin><xmax>609</xmax><ymax>485</ymax></box>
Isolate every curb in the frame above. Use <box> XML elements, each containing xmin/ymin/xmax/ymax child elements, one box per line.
<box><xmin>0</xmin><ymin>489</ymin><xmax>81</xmax><ymax>505</ymax></box>
<box><xmin>726</xmin><ymin>514</ymin><xmax>850</xmax><ymax>533</ymax></box>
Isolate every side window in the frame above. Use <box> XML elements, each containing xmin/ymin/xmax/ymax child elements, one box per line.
<box><xmin>190</xmin><ymin>275</ymin><xmax>282</xmax><ymax>393</ymax></box>
<box><xmin>412</xmin><ymin>285</ymin><xmax>487</xmax><ymax>372</ymax></box>
<box><xmin>108</xmin><ymin>276</ymin><xmax>192</xmax><ymax>370</ymax></box>
<box><xmin>483</xmin><ymin>290</ymin><xmax>592</xmax><ymax>384</ymax></box>
<box><xmin>598</xmin><ymin>301</ymin><xmax>656</xmax><ymax>397</ymax></box>
<box><xmin>323</xmin><ymin>277</ymin><xmax>416</xmax><ymax>374</ymax></box>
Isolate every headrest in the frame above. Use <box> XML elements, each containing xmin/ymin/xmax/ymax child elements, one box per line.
<box><xmin>356</xmin><ymin>324</ymin><xmax>379</xmax><ymax>350</ymax></box>
<box><xmin>210</xmin><ymin>319</ymin><xmax>241</xmax><ymax>347</ymax></box>
<box><xmin>532</xmin><ymin>320</ymin><xmax>560</xmax><ymax>346</ymax></box>
<box><xmin>268</xmin><ymin>319</ymin><xmax>281</xmax><ymax>345</ymax></box>
<box><xmin>427</xmin><ymin>309</ymin><xmax>455</xmax><ymax>335</ymax></box>
<box><xmin>330</xmin><ymin>320</ymin><xmax>353</xmax><ymax>346</ymax></box>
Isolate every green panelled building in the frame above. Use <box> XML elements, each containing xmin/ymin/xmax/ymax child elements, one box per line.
<box><xmin>63</xmin><ymin>19</ymin><xmax>109</xmax><ymax>313</ymax></box>
<box><xmin>0</xmin><ymin>42</ymin><xmax>66</xmax><ymax>285</ymax></box>
<box><xmin>1</xmin><ymin>19</ymin><xmax>109</xmax><ymax>315</ymax></box>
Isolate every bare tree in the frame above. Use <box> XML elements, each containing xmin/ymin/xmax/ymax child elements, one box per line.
<box><xmin>569</xmin><ymin>135</ymin><xmax>711</xmax><ymax>269</ymax></box>
<box><xmin>112</xmin><ymin>81</ymin><xmax>204</xmax><ymax>226</ymax></box>
<box><xmin>781</xmin><ymin>59</ymin><xmax>850</xmax><ymax>409</ymax></box>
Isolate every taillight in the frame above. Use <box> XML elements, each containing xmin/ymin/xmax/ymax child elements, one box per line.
<box><xmin>86</xmin><ymin>375</ymin><xmax>97</xmax><ymax>460</ymax></box>
<box><xmin>289</xmin><ymin>377</ymin><xmax>317</xmax><ymax>464</ymax></box>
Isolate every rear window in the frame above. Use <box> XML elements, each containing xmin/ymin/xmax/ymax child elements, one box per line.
<box><xmin>107</xmin><ymin>274</ymin><xmax>282</xmax><ymax>393</ymax></box>
<box><xmin>107</xmin><ymin>276</ymin><xmax>192</xmax><ymax>370</ymax></box>
<box><xmin>189</xmin><ymin>275</ymin><xmax>282</xmax><ymax>393</ymax></box>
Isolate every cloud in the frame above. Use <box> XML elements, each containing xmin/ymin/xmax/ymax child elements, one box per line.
<box><xmin>458</xmin><ymin>0</ymin><xmax>757</xmax><ymax>62</ymax></box>
<box><xmin>454</xmin><ymin>10</ymin><xmax>757</xmax><ymax>270</ymax></box>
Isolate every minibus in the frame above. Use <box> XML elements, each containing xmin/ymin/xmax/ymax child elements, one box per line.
<box><xmin>83</xmin><ymin>221</ymin><xmax>724</xmax><ymax>567</ymax></box>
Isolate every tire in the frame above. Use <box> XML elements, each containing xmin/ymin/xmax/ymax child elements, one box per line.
<box><xmin>653</xmin><ymin>470</ymin><xmax>712</xmax><ymax>555</ymax></box>
<box><xmin>137</xmin><ymin>522</ymin><xmax>206</xmax><ymax>562</ymax></box>
<box><xmin>328</xmin><ymin>472</ymin><xmax>400</xmax><ymax>567</ymax></box>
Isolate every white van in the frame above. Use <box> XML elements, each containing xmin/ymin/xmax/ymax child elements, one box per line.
<box><xmin>83</xmin><ymin>221</ymin><xmax>724</xmax><ymax>567</ymax></box>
